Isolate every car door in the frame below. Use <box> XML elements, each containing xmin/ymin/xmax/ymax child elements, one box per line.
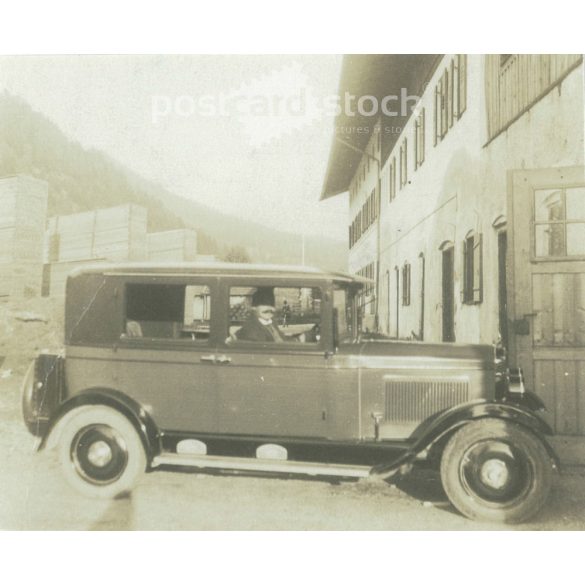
<box><xmin>214</xmin><ymin>279</ymin><xmax>330</xmax><ymax>439</ymax></box>
<box><xmin>114</xmin><ymin>276</ymin><xmax>219</xmax><ymax>433</ymax></box>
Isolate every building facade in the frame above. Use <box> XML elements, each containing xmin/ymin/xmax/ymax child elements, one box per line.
<box><xmin>322</xmin><ymin>54</ymin><xmax>585</xmax><ymax>436</ymax></box>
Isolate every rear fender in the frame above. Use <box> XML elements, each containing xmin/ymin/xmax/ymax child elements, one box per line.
<box><xmin>41</xmin><ymin>387</ymin><xmax>161</xmax><ymax>460</ymax></box>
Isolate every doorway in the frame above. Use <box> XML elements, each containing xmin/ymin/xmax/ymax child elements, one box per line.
<box><xmin>442</xmin><ymin>246</ymin><xmax>455</xmax><ymax>342</ymax></box>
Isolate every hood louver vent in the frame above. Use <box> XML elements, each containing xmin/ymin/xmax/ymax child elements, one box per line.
<box><xmin>384</xmin><ymin>378</ymin><xmax>469</xmax><ymax>422</ymax></box>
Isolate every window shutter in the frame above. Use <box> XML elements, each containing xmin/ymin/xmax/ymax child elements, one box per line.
<box><xmin>458</xmin><ymin>54</ymin><xmax>467</xmax><ymax>117</ymax></box>
<box><xmin>441</xmin><ymin>70</ymin><xmax>448</xmax><ymax>138</ymax></box>
<box><xmin>473</xmin><ymin>233</ymin><xmax>483</xmax><ymax>303</ymax></box>
<box><xmin>420</xmin><ymin>108</ymin><xmax>425</xmax><ymax>165</ymax></box>
<box><xmin>448</xmin><ymin>60</ymin><xmax>455</xmax><ymax>128</ymax></box>
<box><xmin>434</xmin><ymin>85</ymin><xmax>438</xmax><ymax>146</ymax></box>
<box><xmin>462</xmin><ymin>238</ymin><xmax>469</xmax><ymax>303</ymax></box>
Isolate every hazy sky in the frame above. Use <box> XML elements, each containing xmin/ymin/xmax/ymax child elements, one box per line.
<box><xmin>0</xmin><ymin>55</ymin><xmax>348</xmax><ymax>241</ymax></box>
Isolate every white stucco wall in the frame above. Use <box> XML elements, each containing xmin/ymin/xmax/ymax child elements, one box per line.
<box><xmin>347</xmin><ymin>55</ymin><xmax>584</xmax><ymax>343</ymax></box>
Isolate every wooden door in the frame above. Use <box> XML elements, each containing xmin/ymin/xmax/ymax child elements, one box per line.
<box><xmin>509</xmin><ymin>167</ymin><xmax>585</xmax><ymax>435</ymax></box>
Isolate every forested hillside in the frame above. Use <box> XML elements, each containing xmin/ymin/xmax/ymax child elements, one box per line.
<box><xmin>0</xmin><ymin>92</ymin><xmax>346</xmax><ymax>269</ymax></box>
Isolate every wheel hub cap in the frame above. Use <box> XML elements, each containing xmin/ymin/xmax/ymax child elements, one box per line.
<box><xmin>480</xmin><ymin>458</ymin><xmax>510</xmax><ymax>489</ymax></box>
<box><xmin>71</xmin><ymin>424</ymin><xmax>129</xmax><ymax>485</ymax></box>
<box><xmin>87</xmin><ymin>440</ymin><xmax>114</xmax><ymax>467</ymax></box>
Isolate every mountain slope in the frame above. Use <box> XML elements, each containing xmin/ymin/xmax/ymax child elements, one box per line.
<box><xmin>0</xmin><ymin>92</ymin><xmax>347</xmax><ymax>270</ymax></box>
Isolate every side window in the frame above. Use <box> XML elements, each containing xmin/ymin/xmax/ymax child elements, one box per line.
<box><xmin>227</xmin><ymin>285</ymin><xmax>322</xmax><ymax>345</ymax></box>
<box><xmin>123</xmin><ymin>283</ymin><xmax>211</xmax><ymax>341</ymax></box>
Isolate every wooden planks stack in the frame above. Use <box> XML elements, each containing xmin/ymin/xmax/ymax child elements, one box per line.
<box><xmin>0</xmin><ymin>175</ymin><xmax>48</xmax><ymax>297</ymax></box>
<box><xmin>44</xmin><ymin>204</ymin><xmax>148</xmax><ymax>297</ymax></box>
<box><xmin>147</xmin><ymin>229</ymin><xmax>198</xmax><ymax>262</ymax></box>
<box><xmin>46</xmin><ymin>204</ymin><xmax>148</xmax><ymax>263</ymax></box>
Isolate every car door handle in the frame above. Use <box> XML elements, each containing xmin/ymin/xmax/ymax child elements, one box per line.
<box><xmin>200</xmin><ymin>355</ymin><xmax>216</xmax><ymax>363</ymax></box>
<box><xmin>215</xmin><ymin>355</ymin><xmax>232</xmax><ymax>365</ymax></box>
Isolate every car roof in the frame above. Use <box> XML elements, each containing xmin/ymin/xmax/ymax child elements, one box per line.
<box><xmin>68</xmin><ymin>261</ymin><xmax>373</xmax><ymax>285</ymax></box>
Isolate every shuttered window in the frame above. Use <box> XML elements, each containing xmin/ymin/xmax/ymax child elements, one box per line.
<box><xmin>399</xmin><ymin>139</ymin><xmax>408</xmax><ymax>188</ymax></box>
<box><xmin>434</xmin><ymin>55</ymin><xmax>467</xmax><ymax>145</ymax></box>
<box><xmin>463</xmin><ymin>233</ymin><xmax>483</xmax><ymax>304</ymax></box>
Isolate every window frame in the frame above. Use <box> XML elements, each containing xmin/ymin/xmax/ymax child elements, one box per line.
<box><xmin>119</xmin><ymin>276</ymin><xmax>217</xmax><ymax>348</ymax></box>
<box><xmin>532</xmin><ymin>186</ymin><xmax>585</xmax><ymax>260</ymax></box>
<box><xmin>222</xmin><ymin>280</ymin><xmax>327</xmax><ymax>352</ymax></box>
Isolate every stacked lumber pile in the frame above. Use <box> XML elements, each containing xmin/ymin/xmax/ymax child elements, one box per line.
<box><xmin>147</xmin><ymin>229</ymin><xmax>198</xmax><ymax>262</ymax></box>
<box><xmin>0</xmin><ymin>176</ymin><xmax>48</xmax><ymax>297</ymax></box>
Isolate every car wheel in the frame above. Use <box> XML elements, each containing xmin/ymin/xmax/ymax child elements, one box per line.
<box><xmin>440</xmin><ymin>418</ymin><xmax>552</xmax><ymax>524</ymax></box>
<box><xmin>53</xmin><ymin>405</ymin><xmax>147</xmax><ymax>499</ymax></box>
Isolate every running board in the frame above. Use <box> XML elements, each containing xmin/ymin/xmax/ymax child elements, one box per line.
<box><xmin>151</xmin><ymin>452</ymin><xmax>372</xmax><ymax>478</ymax></box>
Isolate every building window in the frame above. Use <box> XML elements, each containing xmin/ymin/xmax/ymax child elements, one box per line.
<box><xmin>399</xmin><ymin>139</ymin><xmax>408</xmax><ymax>189</ymax></box>
<box><xmin>388</xmin><ymin>157</ymin><xmax>396</xmax><ymax>202</ymax></box>
<box><xmin>401</xmin><ymin>262</ymin><xmax>411</xmax><ymax>306</ymax></box>
<box><xmin>414</xmin><ymin>108</ymin><xmax>425</xmax><ymax>170</ymax></box>
<box><xmin>434</xmin><ymin>55</ymin><xmax>467</xmax><ymax>145</ymax></box>
<box><xmin>463</xmin><ymin>232</ymin><xmax>483</xmax><ymax>304</ymax></box>
<box><xmin>534</xmin><ymin>187</ymin><xmax>585</xmax><ymax>257</ymax></box>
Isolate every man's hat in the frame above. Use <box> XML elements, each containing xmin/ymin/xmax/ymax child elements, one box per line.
<box><xmin>252</xmin><ymin>287</ymin><xmax>275</xmax><ymax>307</ymax></box>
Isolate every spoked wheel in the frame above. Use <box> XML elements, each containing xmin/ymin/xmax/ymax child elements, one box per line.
<box><xmin>53</xmin><ymin>405</ymin><xmax>147</xmax><ymax>499</ymax></box>
<box><xmin>440</xmin><ymin>419</ymin><xmax>553</xmax><ymax>523</ymax></box>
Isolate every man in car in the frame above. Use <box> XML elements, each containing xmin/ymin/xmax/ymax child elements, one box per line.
<box><xmin>236</xmin><ymin>287</ymin><xmax>285</xmax><ymax>342</ymax></box>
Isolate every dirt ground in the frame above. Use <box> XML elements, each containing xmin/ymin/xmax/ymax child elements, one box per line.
<box><xmin>2</xmin><ymin>296</ymin><xmax>585</xmax><ymax>530</ymax></box>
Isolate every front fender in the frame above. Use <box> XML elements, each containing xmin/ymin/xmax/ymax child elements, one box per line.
<box><xmin>41</xmin><ymin>387</ymin><xmax>161</xmax><ymax>459</ymax></box>
<box><xmin>411</xmin><ymin>400</ymin><xmax>553</xmax><ymax>450</ymax></box>
<box><xmin>371</xmin><ymin>401</ymin><xmax>557</xmax><ymax>478</ymax></box>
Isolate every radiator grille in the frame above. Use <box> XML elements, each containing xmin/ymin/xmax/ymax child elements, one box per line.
<box><xmin>384</xmin><ymin>378</ymin><xmax>469</xmax><ymax>422</ymax></box>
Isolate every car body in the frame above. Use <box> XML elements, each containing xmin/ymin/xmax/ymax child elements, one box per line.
<box><xmin>22</xmin><ymin>262</ymin><xmax>557</xmax><ymax>523</ymax></box>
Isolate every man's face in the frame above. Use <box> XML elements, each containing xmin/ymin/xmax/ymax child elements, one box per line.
<box><xmin>254</xmin><ymin>305</ymin><xmax>276</xmax><ymax>320</ymax></box>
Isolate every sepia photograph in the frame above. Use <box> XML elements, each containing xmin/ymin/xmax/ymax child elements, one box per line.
<box><xmin>0</xmin><ymin>14</ymin><xmax>584</xmax><ymax>542</ymax></box>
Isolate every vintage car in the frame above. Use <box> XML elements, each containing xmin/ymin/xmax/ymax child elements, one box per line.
<box><xmin>22</xmin><ymin>262</ymin><xmax>557</xmax><ymax>523</ymax></box>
